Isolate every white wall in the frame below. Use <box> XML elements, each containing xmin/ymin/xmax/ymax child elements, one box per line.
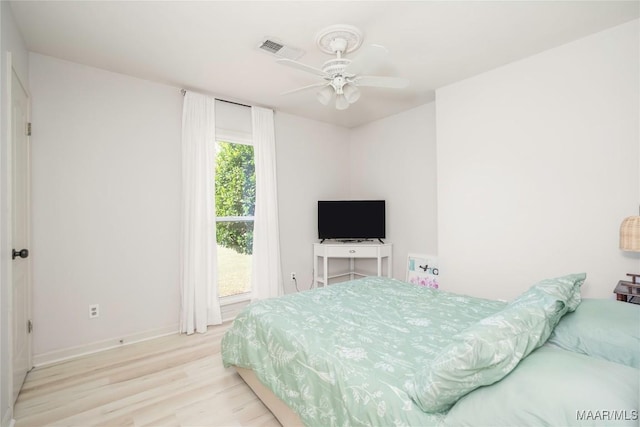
<box><xmin>349</xmin><ymin>103</ymin><xmax>438</xmax><ymax>279</ymax></box>
<box><xmin>437</xmin><ymin>20</ymin><xmax>640</xmax><ymax>300</ymax></box>
<box><xmin>22</xmin><ymin>16</ymin><xmax>638</xmax><ymax>379</ymax></box>
<box><xmin>0</xmin><ymin>3</ymin><xmax>29</xmax><ymax>424</ymax></box>
<box><xmin>29</xmin><ymin>54</ymin><xmax>183</xmax><ymax>362</ymax></box>
<box><xmin>275</xmin><ymin>112</ymin><xmax>350</xmax><ymax>291</ymax></box>
<box><xmin>27</xmin><ymin>54</ymin><xmax>350</xmax><ymax>362</ymax></box>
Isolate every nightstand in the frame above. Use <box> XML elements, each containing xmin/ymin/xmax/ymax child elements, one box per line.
<box><xmin>613</xmin><ymin>274</ymin><xmax>640</xmax><ymax>304</ymax></box>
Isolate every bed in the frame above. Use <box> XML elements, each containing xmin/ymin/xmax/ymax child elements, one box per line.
<box><xmin>221</xmin><ymin>275</ymin><xmax>640</xmax><ymax>426</ymax></box>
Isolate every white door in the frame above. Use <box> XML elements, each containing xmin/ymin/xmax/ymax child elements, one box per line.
<box><xmin>11</xmin><ymin>68</ymin><xmax>31</xmax><ymax>403</ymax></box>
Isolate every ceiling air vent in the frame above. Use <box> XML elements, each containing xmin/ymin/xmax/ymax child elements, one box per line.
<box><xmin>260</xmin><ymin>39</ymin><xmax>284</xmax><ymax>54</ymax></box>
<box><xmin>257</xmin><ymin>38</ymin><xmax>304</xmax><ymax>60</ymax></box>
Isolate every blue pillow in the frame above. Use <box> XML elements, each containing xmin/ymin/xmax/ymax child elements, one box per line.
<box><xmin>548</xmin><ymin>298</ymin><xmax>640</xmax><ymax>368</ymax></box>
<box><xmin>443</xmin><ymin>346</ymin><xmax>640</xmax><ymax>426</ymax></box>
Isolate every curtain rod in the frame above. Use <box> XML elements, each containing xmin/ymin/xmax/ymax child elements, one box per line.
<box><xmin>180</xmin><ymin>89</ymin><xmax>251</xmax><ymax>108</ymax></box>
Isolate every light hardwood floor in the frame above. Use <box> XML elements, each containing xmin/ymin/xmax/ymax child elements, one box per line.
<box><xmin>13</xmin><ymin>322</ymin><xmax>280</xmax><ymax>427</ymax></box>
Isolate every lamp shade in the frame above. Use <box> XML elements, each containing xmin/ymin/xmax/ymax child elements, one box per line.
<box><xmin>620</xmin><ymin>216</ymin><xmax>640</xmax><ymax>252</ymax></box>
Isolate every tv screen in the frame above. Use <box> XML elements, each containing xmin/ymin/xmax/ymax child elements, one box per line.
<box><xmin>318</xmin><ymin>200</ymin><xmax>385</xmax><ymax>241</ymax></box>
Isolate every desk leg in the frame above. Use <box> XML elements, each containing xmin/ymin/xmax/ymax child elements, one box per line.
<box><xmin>323</xmin><ymin>255</ymin><xmax>328</xmax><ymax>287</ymax></box>
<box><xmin>313</xmin><ymin>255</ymin><xmax>318</xmax><ymax>288</ymax></box>
<box><xmin>378</xmin><ymin>255</ymin><xmax>392</xmax><ymax>277</ymax></box>
<box><xmin>616</xmin><ymin>293</ymin><xmax>628</xmax><ymax>302</ymax></box>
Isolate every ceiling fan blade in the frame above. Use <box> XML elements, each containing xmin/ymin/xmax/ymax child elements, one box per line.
<box><xmin>276</xmin><ymin>58</ymin><xmax>328</xmax><ymax>78</ymax></box>
<box><xmin>344</xmin><ymin>44</ymin><xmax>388</xmax><ymax>75</ymax></box>
<box><xmin>354</xmin><ymin>76</ymin><xmax>410</xmax><ymax>89</ymax></box>
<box><xmin>280</xmin><ymin>82</ymin><xmax>328</xmax><ymax>96</ymax></box>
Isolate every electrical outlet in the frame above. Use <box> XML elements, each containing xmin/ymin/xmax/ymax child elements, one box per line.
<box><xmin>290</xmin><ymin>272</ymin><xmax>296</xmax><ymax>280</ymax></box>
<box><xmin>89</xmin><ymin>304</ymin><xmax>99</xmax><ymax>319</ymax></box>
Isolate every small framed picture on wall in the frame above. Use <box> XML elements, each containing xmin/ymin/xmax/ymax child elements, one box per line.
<box><xmin>406</xmin><ymin>253</ymin><xmax>440</xmax><ymax>289</ymax></box>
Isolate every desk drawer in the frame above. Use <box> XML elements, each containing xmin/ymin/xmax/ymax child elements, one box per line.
<box><xmin>325</xmin><ymin>246</ymin><xmax>378</xmax><ymax>258</ymax></box>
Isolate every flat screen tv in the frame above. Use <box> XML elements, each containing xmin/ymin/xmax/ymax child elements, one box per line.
<box><xmin>318</xmin><ymin>200</ymin><xmax>385</xmax><ymax>242</ymax></box>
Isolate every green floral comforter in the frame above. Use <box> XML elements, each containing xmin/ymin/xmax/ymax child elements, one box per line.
<box><xmin>221</xmin><ymin>277</ymin><xmax>506</xmax><ymax>427</ymax></box>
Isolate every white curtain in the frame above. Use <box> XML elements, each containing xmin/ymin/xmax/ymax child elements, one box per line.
<box><xmin>251</xmin><ymin>106</ymin><xmax>283</xmax><ymax>300</ymax></box>
<box><xmin>180</xmin><ymin>92</ymin><xmax>222</xmax><ymax>334</ymax></box>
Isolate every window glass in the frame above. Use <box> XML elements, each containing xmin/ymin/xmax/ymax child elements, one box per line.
<box><xmin>215</xmin><ymin>141</ymin><xmax>255</xmax><ymax>297</ymax></box>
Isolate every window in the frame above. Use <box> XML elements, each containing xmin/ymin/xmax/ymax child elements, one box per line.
<box><xmin>215</xmin><ymin>140</ymin><xmax>255</xmax><ymax>298</ymax></box>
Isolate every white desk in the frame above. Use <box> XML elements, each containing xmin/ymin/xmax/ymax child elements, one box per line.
<box><xmin>313</xmin><ymin>242</ymin><xmax>393</xmax><ymax>287</ymax></box>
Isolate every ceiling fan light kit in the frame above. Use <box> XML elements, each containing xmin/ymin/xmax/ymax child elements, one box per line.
<box><xmin>317</xmin><ymin>85</ymin><xmax>333</xmax><ymax>106</ymax></box>
<box><xmin>342</xmin><ymin>84</ymin><xmax>361</xmax><ymax>103</ymax></box>
<box><xmin>277</xmin><ymin>24</ymin><xmax>409</xmax><ymax>110</ymax></box>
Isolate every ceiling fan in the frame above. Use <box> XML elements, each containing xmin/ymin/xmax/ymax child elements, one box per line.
<box><xmin>277</xmin><ymin>25</ymin><xmax>409</xmax><ymax>110</ymax></box>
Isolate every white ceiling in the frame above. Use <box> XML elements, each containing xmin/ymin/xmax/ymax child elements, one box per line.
<box><xmin>9</xmin><ymin>1</ymin><xmax>639</xmax><ymax>128</ymax></box>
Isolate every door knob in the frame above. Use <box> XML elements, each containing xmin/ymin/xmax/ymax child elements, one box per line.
<box><xmin>12</xmin><ymin>249</ymin><xmax>29</xmax><ymax>260</ymax></box>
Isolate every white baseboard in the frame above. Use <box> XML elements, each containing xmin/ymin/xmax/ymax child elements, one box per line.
<box><xmin>31</xmin><ymin>303</ymin><xmax>248</xmax><ymax>368</ymax></box>
<box><xmin>32</xmin><ymin>325</ymin><xmax>179</xmax><ymax>367</ymax></box>
<box><xmin>221</xmin><ymin>299</ymin><xmax>250</xmax><ymax>322</ymax></box>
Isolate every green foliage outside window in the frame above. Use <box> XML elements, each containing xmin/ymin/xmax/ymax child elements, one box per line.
<box><xmin>215</xmin><ymin>141</ymin><xmax>256</xmax><ymax>255</ymax></box>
